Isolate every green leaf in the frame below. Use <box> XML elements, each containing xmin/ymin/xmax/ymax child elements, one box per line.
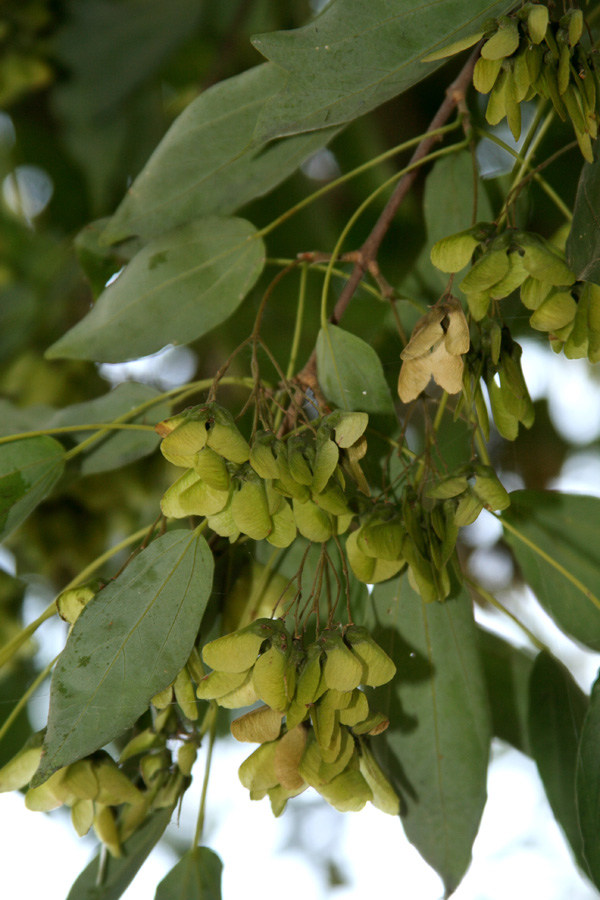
<box><xmin>66</xmin><ymin>806</ymin><xmax>173</xmax><ymax>900</ymax></box>
<box><xmin>577</xmin><ymin>671</ymin><xmax>600</xmax><ymax>887</ymax></box>
<box><xmin>501</xmin><ymin>491</ymin><xmax>600</xmax><ymax>651</ymax></box>
<box><xmin>566</xmin><ymin>156</ymin><xmax>600</xmax><ymax>284</ymax></box>
<box><xmin>74</xmin><ymin>218</ymin><xmax>141</xmax><ymax>299</ymax></box>
<box><xmin>528</xmin><ymin>651</ymin><xmax>589</xmax><ymax>873</ymax></box>
<box><xmin>0</xmin><ymin>437</ymin><xmax>65</xmax><ymax>542</ymax></box>
<box><xmin>316</xmin><ymin>325</ymin><xmax>395</xmax><ymax>414</ymax></box>
<box><xmin>49</xmin><ymin>383</ymin><xmax>170</xmax><ymax>475</ymax></box>
<box><xmin>46</xmin><ymin>218</ymin><xmax>265</xmax><ymax>363</ymax></box>
<box><xmin>0</xmin><ymin>400</ymin><xmax>55</xmax><ymax>438</ymax></box>
<box><xmin>251</xmin><ymin>0</ymin><xmax>511</xmax><ymax>140</ymax></box>
<box><xmin>154</xmin><ymin>848</ymin><xmax>223</xmax><ymax>900</ymax></box>
<box><xmin>33</xmin><ymin>529</ymin><xmax>214</xmax><ymax>784</ymax></box>
<box><xmin>103</xmin><ymin>64</ymin><xmax>341</xmax><ymax>245</ymax></box>
<box><xmin>368</xmin><ymin>577</ymin><xmax>491</xmax><ymax>894</ymax></box>
<box><xmin>478</xmin><ymin>627</ymin><xmax>534</xmax><ymax>754</ymax></box>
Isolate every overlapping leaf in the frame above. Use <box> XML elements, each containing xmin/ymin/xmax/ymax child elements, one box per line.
<box><xmin>66</xmin><ymin>807</ymin><xmax>174</xmax><ymax>900</ymax></box>
<box><xmin>566</xmin><ymin>156</ymin><xmax>600</xmax><ymax>284</ymax></box>
<box><xmin>528</xmin><ymin>651</ymin><xmax>589</xmax><ymax>874</ymax></box>
<box><xmin>103</xmin><ymin>64</ymin><xmax>340</xmax><ymax>245</ymax></box>
<box><xmin>49</xmin><ymin>382</ymin><xmax>170</xmax><ymax>475</ymax></box>
<box><xmin>316</xmin><ymin>325</ymin><xmax>395</xmax><ymax>414</ymax></box>
<box><xmin>46</xmin><ymin>217</ymin><xmax>265</xmax><ymax>363</ymax></box>
<box><xmin>501</xmin><ymin>491</ymin><xmax>600</xmax><ymax>650</ymax></box>
<box><xmin>0</xmin><ymin>437</ymin><xmax>65</xmax><ymax>542</ymax></box>
<box><xmin>33</xmin><ymin>529</ymin><xmax>213</xmax><ymax>785</ymax></box>
<box><xmin>478</xmin><ymin>627</ymin><xmax>534</xmax><ymax>754</ymax></box>
<box><xmin>577</xmin><ymin>671</ymin><xmax>600</xmax><ymax>888</ymax></box>
<box><xmin>252</xmin><ymin>0</ymin><xmax>511</xmax><ymax>140</ymax></box>
<box><xmin>368</xmin><ymin>577</ymin><xmax>491</xmax><ymax>894</ymax></box>
<box><xmin>154</xmin><ymin>848</ymin><xmax>223</xmax><ymax>900</ymax></box>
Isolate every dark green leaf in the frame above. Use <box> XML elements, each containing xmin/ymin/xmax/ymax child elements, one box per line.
<box><xmin>566</xmin><ymin>157</ymin><xmax>600</xmax><ymax>284</ymax></box>
<box><xmin>0</xmin><ymin>285</ymin><xmax>37</xmax><ymax>363</ymax></box>
<box><xmin>0</xmin><ymin>437</ymin><xmax>65</xmax><ymax>542</ymax></box>
<box><xmin>34</xmin><ymin>529</ymin><xmax>214</xmax><ymax>784</ymax></box>
<box><xmin>154</xmin><ymin>848</ymin><xmax>223</xmax><ymax>900</ymax></box>
<box><xmin>478</xmin><ymin>627</ymin><xmax>534</xmax><ymax>754</ymax></box>
<box><xmin>577</xmin><ymin>671</ymin><xmax>600</xmax><ymax>888</ymax></box>
<box><xmin>103</xmin><ymin>64</ymin><xmax>340</xmax><ymax>245</ymax></box>
<box><xmin>528</xmin><ymin>651</ymin><xmax>589</xmax><ymax>873</ymax></box>
<box><xmin>0</xmin><ymin>400</ymin><xmax>55</xmax><ymax>439</ymax></box>
<box><xmin>368</xmin><ymin>577</ymin><xmax>491</xmax><ymax>894</ymax></box>
<box><xmin>316</xmin><ymin>325</ymin><xmax>395</xmax><ymax>414</ymax></box>
<box><xmin>74</xmin><ymin>219</ymin><xmax>141</xmax><ymax>298</ymax></box>
<box><xmin>251</xmin><ymin>0</ymin><xmax>511</xmax><ymax>140</ymax></box>
<box><xmin>502</xmin><ymin>491</ymin><xmax>600</xmax><ymax>651</ymax></box>
<box><xmin>50</xmin><ymin>383</ymin><xmax>170</xmax><ymax>475</ymax></box>
<box><xmin>66</xmin><ymin>807</ymin><xmax>173</xmax><ymax>900</ymax></box>
<box><xmin>46</xmin><ymin>218</ymin><xmax>265</xmax><ymax>363</ymax></box>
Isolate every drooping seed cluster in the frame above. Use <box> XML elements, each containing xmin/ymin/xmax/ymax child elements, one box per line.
<box><xmin>196</xmin><ymin>619</ymin><xmax>399</xmax><ymax>815</ymax></box>
<box><xmin>425</xmin><ymin>5</ymin><xmax>598</xmax><ymax>160</ymax></box>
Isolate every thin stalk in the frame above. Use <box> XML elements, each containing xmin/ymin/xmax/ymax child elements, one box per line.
<box><xmin>266</xmin><ymin>259</ymin><xmax>383</xmax><ymax>302</ymax></box>
<box><xmin>257</xmin><ymin>122</ymin><xmax>461</xmax><ymax>241</ymax></box>
<box><xmin>0</xmin><ymin>655</ymin><xmax>59</xmax><ymax>745</ymax></box>
<box><xmin>474</xmin><ymin>427</ymin><xmax>491</xmax><ymax>466</ymax></box>
<box><xmin>498</xmin><ymin>515</ymin><xmax>600</xmax><ymax>612</ymax></box>
<box><xmin>466</xmin><ymin>576</ymin><xmax>547</xmax><ymax>652</ymax></box>
<box><xmin>193</xmin><ymin>704</ymin><xmax>218</xmax><ymax>847</ymax></box>
<box><xmin>0</xmin><ymin>423</ymin><xmax>155</xmax><ymax>448</ymax></box>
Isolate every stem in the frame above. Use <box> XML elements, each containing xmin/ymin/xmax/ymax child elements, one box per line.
<box><xmin>474</xmin><ymin>427</ymin><xmax>491</xmax><ymax>466</ymax></box>
<box><xmin>257</xmin><ymin>122</ymin><xmax>461</xmax><ymax>241</ymax></box>
<box><xmin>0</xmin><ymin>423</ymin><xmax>155</xmax><ymax>448</ymax></box>
<box><xmin>194</xmin><ymin>704</ymin><xmax>218</xmax><ymax>847</ymax></box>
<box><xmin>0</xmin><ymin>523</ymin><xmax>152</xmax><ymax>670</ymax></box>
<box><xmin>465</xmin><ymin>576</ymin><xmax>547</xmax><ymax>652</ymax></box>
<box><xmin>266</xmin><ymin>259</ymin><xmax>383</xmax><ymax>302</ymax></box>
<box><xmin>498</xmin><ymin>515</ymin><xmax>600</xmax><ymax>612</ymax></box>
<box><xmin>272</xmin><ymin>266</ymin><xmax>308</xmax><ymax>433</ymax></box>
<box><xmin>0</xmin><ymin>654</ymin><xmax>59</xmax><ymax>745</ymax></box>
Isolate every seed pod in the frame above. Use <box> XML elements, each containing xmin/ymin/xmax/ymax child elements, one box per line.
<box><xmin>273</xmin><ymin>725</ymin><xmax>308</xmax><ymax>790</ymax></box>
<box><xmin>174</xmin><ymin>666</ymin><xmax>198</xmax><ymax>720</ymax></box>
<box><xmin>25</xmin><ymin>769</ymin><xmax>68</xmax><ymax>812</ymax></box>
<box><xmin>63</xmin><ymin>759</ymin><xmax>99</xmax><ymax>801</ymax></box>
<box><xmin>313</xmin><ymin>477</ymin><xmax>352</xmax><ymax>517</ymax></box>
<box><xmin>160</xmin><ymin>468</ymin><xmax>230</xmax><ymax>518</ymax></box>
<box><xmin>273</xmin><ymin>449</ymin><xmax>311</xmax><ymax>501</ymax></box>
<box><xmin>357</xmin><ymin>740</ymin><xmax>400</xmax><ymax>815</ymax></box>
<box><xmin>238</xmin><ymin>741</ymin><xmax>279</xmax><ymax>792</ymax></box>
<box><xmin>94</xmin><ymin>805</ymin><xmax>121</xmax><ymax>857</ymax></box>
<box><xmin>564</xmin><ymin>291</ymin><xmax>589</xmax><ymax>360</ymax></box>
<box><xmin>473</xmin><ymin>56</ymin><xmax>503</xmax><ymax>94</ymax></box>
<box><xmin>541</xmin><ymin>63</ymin><xmax>568</xmax><ymax>120</ymax></box>
<box><xmin>326</xmin><ymin>410</ymin><xmax>369</xmax><ymax>448</ymax></box>
<box><xmin>321</xmin><ymin>632</ymin><xmax>363</xmax><ymax>692</ymax></box>
<box><xmin>119</xmin><ymin>729</ymin><xmax>161</xmax><ymax>763</ymax></box>
<box><xmin>312</xmin><ymin>424</ymin><xmax>340</xmax><ymax>493</ymax></box>
<box><xmin>0</xmin><ymin>738</ymin><xmax>43</xmax><ymax>792</ymax></box>
<box><xmin>472</xmin><ymin>466</ymin><xmax>511</xmax><ymax>510</ymax></box>
<box><xmin>481</xmin><ymin>18</ymin><xmax>519</xmax><ymax>60</ymax></box>
<box><xmin>525</xmin><ymin>43</ymin><xmax>543</xmax><ymax>83</ymax></box>
<box><xmin>460</xmin><ymin>248</ymin><xmax>510</xmax><ymax>295</ymax></box>
<box><xmin>527</xmin><ymin>3</ymin><xmax>549</xmax><ymax>44</ymax></box>
<box><xmin>153</xmin><ymin>770</ymin><xmax>186</xmax><ymax>809</ymax></box>
<box><xmin>565</xmin><ymin>9</ymin><xmax>584</xmax><ymax>47</ymax></box>
<box><xmin>206</xmin><ymin>494</ymin><xmax>239</xmax><ymax>540</ymax></box>
<box><xmin>425</xmin><ymin>475</ymin><xmax>469</xmax><ymax>500</ymax></box>
<box><xmin>489</xmin><ymin>250</ymin><xmax>529</xmax><ymax>300</ymax></box>
<box><xmin>317</xmin><ymin>765</ymin><xmax>373</xmax><ymax>813</ymax></box>
<box><xmin>249</xmin><ymin>431</ymin><xmax>280</xmax><ymax>479</ymax></box>
<box><xmin>95</xmin><ymin>758</ymin><xmax>144</xmax><ymax>806</ymax></box>
<box><xmin>202</xmin><ymin>620</ymin><xmax>274</xmax><ymax>673</ymax></box>
<box><xmin>345</xmin><ymin>626</ymin><xmax>396</xmax><ymax>687</ymax></box>
<box><xmin>157</xmin><ymin>409</ymin><xmax>208</xmax><ymax>468</ymax></box>
<box><xmin>487</xmin><ymin>375</ymin><xmax>519</xmax><ymax>440</ymax></box>
<box><xmin>253</xmin><ymin>644</ymin><xmax>290</xmax><ymax>712</ymax></box>
<box><xmin>352</xmin><ymin>712</ymin><xmax>390</xmax><ymax>736</ymax></box>
<box><xmin>287</xmin><ymin>433</ymin><xmax>315</xmax><ymax>486</ymax></box>
<box><xmin>504</xmin><ymin>63</ymin><xmax>522</xmax><ymax>140</ymax></box>
<box><xmin>119</xmin><ymin>798</ymin><xmax>150</xmax><ymax>843</ymax></box>
<box><xmin>231</xmin><ymin>705</ymin><xmax>284</xmax><ymax>743</ymax></box>
<box><xmin>557</xmin><ymin>36</ymin><xmax>572</xmax><ymax>95</ymax></box>
<box><xmin>311</xmin><ymin>704</ymin><xmax>341</xmax><ymax>763</ymax></box>
<box><xmin>177</xmin><ymin>742</ymin><xmax>197</xmax><ymax>777</ymax></box>
<box><xmin>217</xmin><ymin>676</ymin><xmax>260</xmax><ymax>710</ymax></box>
<box><xmin>356</xmin><ymin>515</ymin><xmax>404</xmax><ymax>561</ymax></box>
<box><xmin>518</xmin><ymin>234</ymin><xmax>575</xmax><ymax>285</ymax></box>
<box><xmin>71</xmin><ymin>798</ymin><xmax>95</xmax><ymax>837</ymax></box>
<box><xmin>486</xmin><ymin>68</ymin><xmax>508</xmax><ymax>125</ymax></box>
<box><xmin>140</xmin><ymin>751</ymin><xmax>170</xmax><ymax>788</ymax></box>
<box><xmin>339</xmin><ymin>690</ymin><xmax>370</xmax><ymax>726</ymax></box>
<box><xmin>454</xmin><ymin>490</ymin><xmax>485</xmax><ymax>527</ymax></box>
<box><xmin>421</xmin><ymin>30</ymin><xmax>483</xmax><ymax>63</ymax></box>
<box><xmin>56</xmin><ymin>580</ymin><xmax>101</xmax><ymax>627</ymax></box>
<box><xmin>345</xmin><ymin>530</ymin><xmax>404</xmax><ymax>584</ymax></box>
<box><xmin>520</xmin><ymin>276</ymin><xmax>552</xmax><ymax>310</ymax></box>
<box><xmin>196</xmin><ymin>668</ymin><xmax>249</xmax><ymax>700</ymax></box>
<box><xmin>292</xmin><ymin>496</ymin><xmax>333</xmax><ymax>543</ymax></box>
<box><xmin>530</xmin><ymin>291</ymin><xmax>577</xmax><ymax>331</ymax></box>
<box><xmin>430</xmin><ymin>228</ymin><xmax>482</xmax><ymax>273</ymax></box>
<box><xmin>512</xmin><ymin>48</ymin><xmax>532</xmax><ymax>103</ymax></box>
<box><xmin>193</xmin><ymin>446</ymin><xmax>230</xmax><ymax>491</ymax></box>
<box><xmin>268</xmin><ymin>782</ymin><xmax>308</xmax><ymax>817</ymax></box>
<box><xmin>563</xmin><ymin>82</ymin><xmax>587</xmax><ymax>133</ymax></box>
<box><xmin>231</xmin><ymin>474</ymin><xmax>272</xmax><ymax>540</ymax></box>
<box><xmin>267</xmin><ymin>500</ymin><xmax>297</xmax><ymax>548</ymax></box>
<box><xmin>402</xmin><ymin>538</ymin><xmax>439</xmax><ymax>603</ymax></box>
<box><xmin>203</xmin><ymin>405</ymin><xmax>250</xmax><ymax>463</ymax></box>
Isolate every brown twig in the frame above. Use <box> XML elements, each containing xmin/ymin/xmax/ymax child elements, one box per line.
<box><xmin>295</xmin><ymin>47</ymin><xmax>481</xmax><ymax>389</ymax></box>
